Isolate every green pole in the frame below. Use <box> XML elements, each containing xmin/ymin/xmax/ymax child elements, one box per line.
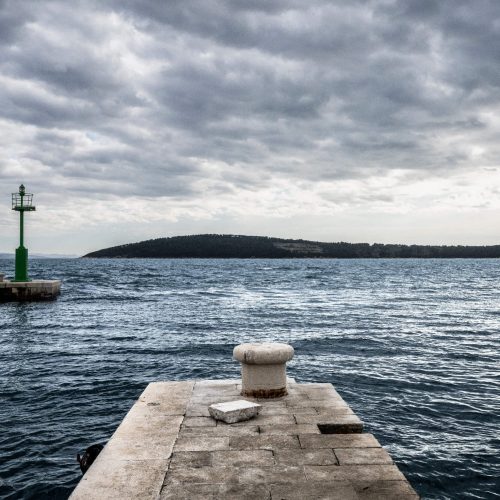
<box><xmin>14</xmin><ymin>185</ymin><xmax>29</xmax><ymax>282</ymax></box>
<box><xmin>20</xmin><ymin>193</ymin><xmax>24</xmax><ymax>246</ymax></box>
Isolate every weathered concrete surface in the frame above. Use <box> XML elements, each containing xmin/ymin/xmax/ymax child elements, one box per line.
<box><xmin>70</xmin><ymin>381</ymin><xmax>194</xmax><ymax>500</ymax></box>
<box><xmin>70</xmin><ymin>379</ymin><xmax>419</xmax><ymax>499</ymax></box>
<box><xmin>0</xmin><ymin>279</ymin><xmax>61</xmax><ymax>302</ymax></box>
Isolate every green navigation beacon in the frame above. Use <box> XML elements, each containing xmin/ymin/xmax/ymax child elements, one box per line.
<box><xmin>12</xmin><ymin>184</ymin><xmax>36</xmax><ymax>282</ymax></box>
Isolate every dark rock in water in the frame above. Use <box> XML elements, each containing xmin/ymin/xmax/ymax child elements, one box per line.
<box><xmin>77</xmin><ymin>444</ymin><xmax>104</xmax><ymax>475</ymax></box>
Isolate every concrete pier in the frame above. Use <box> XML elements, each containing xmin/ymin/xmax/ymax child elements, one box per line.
<box><xmin>70</xmin><ymin>379</ymin><xmax>419</xmax><ymax>499</ymax></box>
<box><xmin>0</xmin><ymin>279</ymin><xmax>61</xmax><ymax>302</ymax></box>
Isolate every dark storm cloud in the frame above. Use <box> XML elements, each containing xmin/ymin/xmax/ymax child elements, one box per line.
<box><xmin>0</xmin><ymin>0</ymin><xmax>499</xmax><ymax>201</ymax></box>
<box><xmin>0</xmin><ymin>0</ymin><xmax>33</xmax><ymax>45</ymax></box>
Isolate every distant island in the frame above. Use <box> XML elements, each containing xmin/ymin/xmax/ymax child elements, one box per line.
<box><xmin>0</xmin><ymin>253</ymin><xmax>78</xmax><ymax>259</ymax></box>
<box><xmin>82</xmin><ymin>234</ymin><xmax>500</xmax><ymax>258</ymax></box>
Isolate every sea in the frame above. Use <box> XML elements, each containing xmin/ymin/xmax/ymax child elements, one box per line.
<box><xmin>0</xmin><ymin>258</ymin><xmax>499</xmax><ymax>499</ymax></box>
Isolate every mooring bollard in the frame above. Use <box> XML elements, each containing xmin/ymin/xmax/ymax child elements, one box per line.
<box><xmin>233</xmin><ymin>342</ymin><xmax>294</xmax><ymax>398</ymax></box>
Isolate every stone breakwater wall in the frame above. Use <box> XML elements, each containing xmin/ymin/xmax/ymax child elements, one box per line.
<box><xmin>70</xmin><ymin>379</ymin><xmax>419</xmax><ymax>499</ymax></box>
<box><xmin>0</xmin><ymin>279</ymin><xmax>61</xmax><ymax>302</ymax></box>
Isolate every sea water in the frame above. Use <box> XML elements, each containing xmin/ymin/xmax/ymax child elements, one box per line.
<box><xmin>0</xmin><ymin>258</ymin><xmax>499</xmax><ymax>499</ymax></box>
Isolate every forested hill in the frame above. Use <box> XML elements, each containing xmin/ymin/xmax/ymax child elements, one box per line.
<box><xmin>82</xmin><ymin>234</ymin><xmax>500</xmax><ymax>258</ymax></box>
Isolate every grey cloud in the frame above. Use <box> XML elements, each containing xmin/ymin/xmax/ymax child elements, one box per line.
<box><xmin>0</xmin><ymin>85</ymin><xmax>99</xmax><ymax>128</ymax></box>
<box><xmin>0</xmin><ymin>0</ymin><xmax>499</xmax><ymax>203</ymax></box>
<box><xmin>0</xmin><ymin>0</ymin><xmax>33</xmax><ymax>45</ymax></box>
<box><xmin>152</xmin><ymin>59</ymin><xmax>328</xmax><ymax>132</ymax></box>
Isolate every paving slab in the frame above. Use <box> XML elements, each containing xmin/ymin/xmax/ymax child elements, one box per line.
<box><xmin>182</xmin><ymin>416</ymin><xmax>217</xmax><ymax>427</ymax></box>
<box><xmin>259</xmin><ymin>423</ymin><xmax>321</xmax><ymax>435</ymax></box>
<box><xmin>262</xmin><ymin>405</ymin><xmax>318</xmax><ymax>415</ymax></box>
<box><xmin>254</xmin><ymin>413</ymin><xmax>296</xmax><ymax>424</ymax></box>
<box><xmin>163</xmin><ymin>465</ymin><xmax>240</xmax><ymax>485</ymax></box>
<box><xmin>159</xmin><ymin>482</ymin><xmax>218</xmax><ymax>500</ymax></box>
<box><xmin>271</xmin><ymin>481</ymin><xmax>359</xmax><ymax>500</ymax></box>
<box><xmin>335</xmin><ymin>447</ymin><xmax>394</xmax><ymax>465</ymax></box>
<box><xmin>100</xmin><ymin>433</ymin><xmax>178</xmax><ymax>461</ymax></box>
<box><xmin>174</xmin><ymin>435</ymin><xmax>230</xmax><ymax>452</ymax></box>
<box><xmin>304</xmin><ymin>464</ymin><xmax>407</xmax><ymax>482</ymax></box>
<box><xmin>317</xmin><ymin>418</ymin><xmax>364</xmax><ymax>434</ymax></box>
<box><xmin>159</xmin><ymin>482</ymin><xmax>272</xmax><ymax>500</ymax></box>
<box><xmin>71</xmin><ymin>458</ymin><xmax>170</xmax><ymax>500</ymax></box>
<box><xmin>185</xmin><ymin>405</ymin><xmax>211</xmax><ymax>417</ymax></box>
<box><xmin>181</xmin><ymin>424</ymin><xmax>260</xmax><ymax>436</ymax></box>
<box><xmin>113</xmin><ymin>414</ymin><xmax>183</xmax><ymax>438</ymax></box>
<box><xmin>353</xmin><ymin>480</ymin><xmax>419</xmax><ymax>499</ymax></box>
<box><xmin>70</xmin><ymin>379</ymin><xmax>419</xmax><ymax>499</ymax></box>
<box><xmin>273</xmin><ymin>448</ymin><xmax>338</xmax><ymax>466</ymax></box>
<box><xmin>216</xmin><ymin>482</ymin><xmax>271</xmax><ymax>500</ymax></box>
<box><xmin>236</xmin><ymin>465</ymin><xmax>306</xmax><ymax>484</ymax></box>
<box><xmin>229</xmin><ymin>434</ymin><xmax>301</xmax><ymax>450</ymax></box>
<box><xmin>211</xmin><ymin>449</ymin><xmax>274</xmax><ymax>467</ymax></box>
<box><xmin>294</xmin><ymin>410</ymin><xmax>363</xmax><ymax>434</ymax></box>
<box><xmin>286</xmin><ymin>397</ymin><xmax>348</xmax><ymax>408</ymax></box>
<box><xmin>299</xmin><ymin>433</ymin><xmax>381</xmax><ymax>449</ymax></box>
<box><xmin>294</xmin><ymin>409</ymin><xmax>355</xmax><ymax>423</ymax></box>
<box><xmin>170</xmin><ymin>451</ymin><xmax>213</xmax><ymax>469</ymax></box>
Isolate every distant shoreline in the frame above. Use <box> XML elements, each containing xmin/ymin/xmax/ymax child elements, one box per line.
<box><xmin>80</xmin><ymin>256</ymin><xmax>500</xmax><ymax>259</ymax></box>
<box><xmin>82</xmin><ymin>234</ymin><xmax>500</xmax><ymax>259</ymax></box>
<box><xmin>0</xmin><ymin>254</ymin><xmax>77</xmax><ymax>259</ymax></box>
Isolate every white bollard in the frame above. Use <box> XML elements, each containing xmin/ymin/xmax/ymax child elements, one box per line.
<box><xmin>233</xmin><ymin>342</ymin><xmax>294</xmax><ymax>398</ymax></box>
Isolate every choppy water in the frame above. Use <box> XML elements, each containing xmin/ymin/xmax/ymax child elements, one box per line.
<box><xmin>0</xmin><ymin>258</ymin><xmax>499</xmax><ymax>499</ymax></box>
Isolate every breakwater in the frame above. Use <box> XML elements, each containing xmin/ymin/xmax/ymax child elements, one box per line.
<box><xmin>70</xmin><ymin>379</ymin><xmax>418</xmax><ymax>499</ymax></box>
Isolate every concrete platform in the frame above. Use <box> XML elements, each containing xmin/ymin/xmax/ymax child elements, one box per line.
<box><xmin>70</xmin><ymin>380</ymin><xmax>419</xmax><ymax>499</ymax></box>
<box><xmin>0</xmin><ymin>279</ymin><xmax>61</xmax><ymax>302</ymax></box>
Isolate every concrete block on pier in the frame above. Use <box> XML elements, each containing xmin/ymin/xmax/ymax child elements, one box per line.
<box><xmin>208</xmin><ymin>399</ymin><xmax>261</xmax><ymax>423</ymax></box>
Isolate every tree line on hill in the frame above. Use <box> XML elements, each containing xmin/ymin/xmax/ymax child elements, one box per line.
<box><xmin>82</xmin><ymin>234</ymin><xmax>500</xmax><ymax>258</ymax></box>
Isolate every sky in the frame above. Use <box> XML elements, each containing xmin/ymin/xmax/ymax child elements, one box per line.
<box><xmin>0</xmin><ymin>0</ymin><xmax>499</xmax><ymax>255</ymax></box>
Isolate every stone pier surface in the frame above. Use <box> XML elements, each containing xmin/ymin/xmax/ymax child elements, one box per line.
<box><xmin>0</xmin><ymin>279</ymin><xmax>61</xmax><ymax>302</ymax></box>
<box><xmin>70</xmin><ymin>379</ymin><xmax>419</xmax><ymax>500</ymax></box>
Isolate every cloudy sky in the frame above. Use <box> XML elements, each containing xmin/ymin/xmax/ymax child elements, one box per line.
<box><xmin>1</xmin><ymin>0</ymin><xmax>499</xmax><ymax>255</ymax></box>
